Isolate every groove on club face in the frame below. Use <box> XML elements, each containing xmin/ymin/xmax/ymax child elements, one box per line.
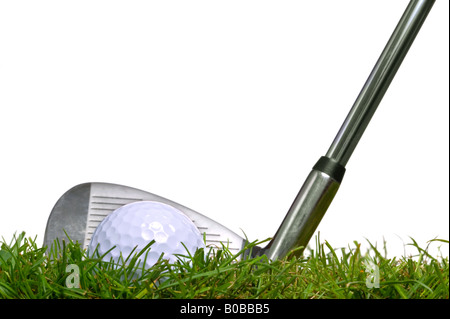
<box><xmin>44</xmin><ymin>183</ymin><xmax>248</xmax><ymax>258</ymax></box>
<box><xmin>85</xmin><ymin>194</ymin><xmax>145</xmax><ymax>248</ymax></box>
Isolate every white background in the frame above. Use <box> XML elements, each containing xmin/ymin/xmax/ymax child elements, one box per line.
<box><xmin>1</xmin><ymin>0</ymin><xmax>448</xmax><ymax>259</ymax></box>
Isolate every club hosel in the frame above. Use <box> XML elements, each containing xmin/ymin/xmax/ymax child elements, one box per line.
<box><xmin>264</xmin><ymin>157</ymin><xmax>345</xmax><ymax>261</ymax></box>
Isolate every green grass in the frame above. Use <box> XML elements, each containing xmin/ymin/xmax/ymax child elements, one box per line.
<box><xmin>0</xmin><ymin>232</ymin><xmax>448</xmax><ymax>299</ymax></box>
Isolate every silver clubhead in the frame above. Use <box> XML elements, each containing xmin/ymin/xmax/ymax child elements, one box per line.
<box><xmin>44</xmin><ymin>183</ymin><xmax>258</xmax><ymax>258</ymax></box>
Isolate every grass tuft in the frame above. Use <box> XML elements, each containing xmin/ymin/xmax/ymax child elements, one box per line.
<box><xmin>0</xmin><ymin>232</ymin><xmax>448</xmax><ymax>299</ymax></box>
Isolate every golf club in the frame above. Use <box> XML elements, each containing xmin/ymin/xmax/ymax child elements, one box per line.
<box><xmin>44</xmin><ymin>0</ymin><xmax>435</xmax><ymax>260</ymax></box>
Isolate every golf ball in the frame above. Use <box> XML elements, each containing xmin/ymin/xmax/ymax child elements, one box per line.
<box><xmin>88</xmin><ymin>201</ymin><xmax>205</xmax><ymax>269</ymax></box>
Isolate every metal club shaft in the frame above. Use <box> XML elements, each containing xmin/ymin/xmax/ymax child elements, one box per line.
<box><xmin>265</xmin><ymin>0</ymin><xmax>435</xmax><ymax>261</ymax></box>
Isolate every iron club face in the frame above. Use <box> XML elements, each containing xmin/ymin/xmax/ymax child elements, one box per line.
<box><xmin>43</xmin><ymin>182</ymin><xmax>263</xmax><ymax>259</ymax></box>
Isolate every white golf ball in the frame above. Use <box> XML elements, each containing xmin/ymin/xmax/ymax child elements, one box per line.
<box><xmin>88</xmin><ymin>201</ymin><xmax>205</xmax><ymax>269</ymax></box>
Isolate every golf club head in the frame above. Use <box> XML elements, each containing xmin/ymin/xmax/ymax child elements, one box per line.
<box><xmin>44</xmin><ymin>183</ymin><xmax>260</xmax><ymax>259</ymax></box>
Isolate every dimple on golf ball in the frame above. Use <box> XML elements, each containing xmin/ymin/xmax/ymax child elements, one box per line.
<box><xmin>88</xmin><ymin>201</ymin><xmax>205</xmax><ymax>269</ymax></box>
